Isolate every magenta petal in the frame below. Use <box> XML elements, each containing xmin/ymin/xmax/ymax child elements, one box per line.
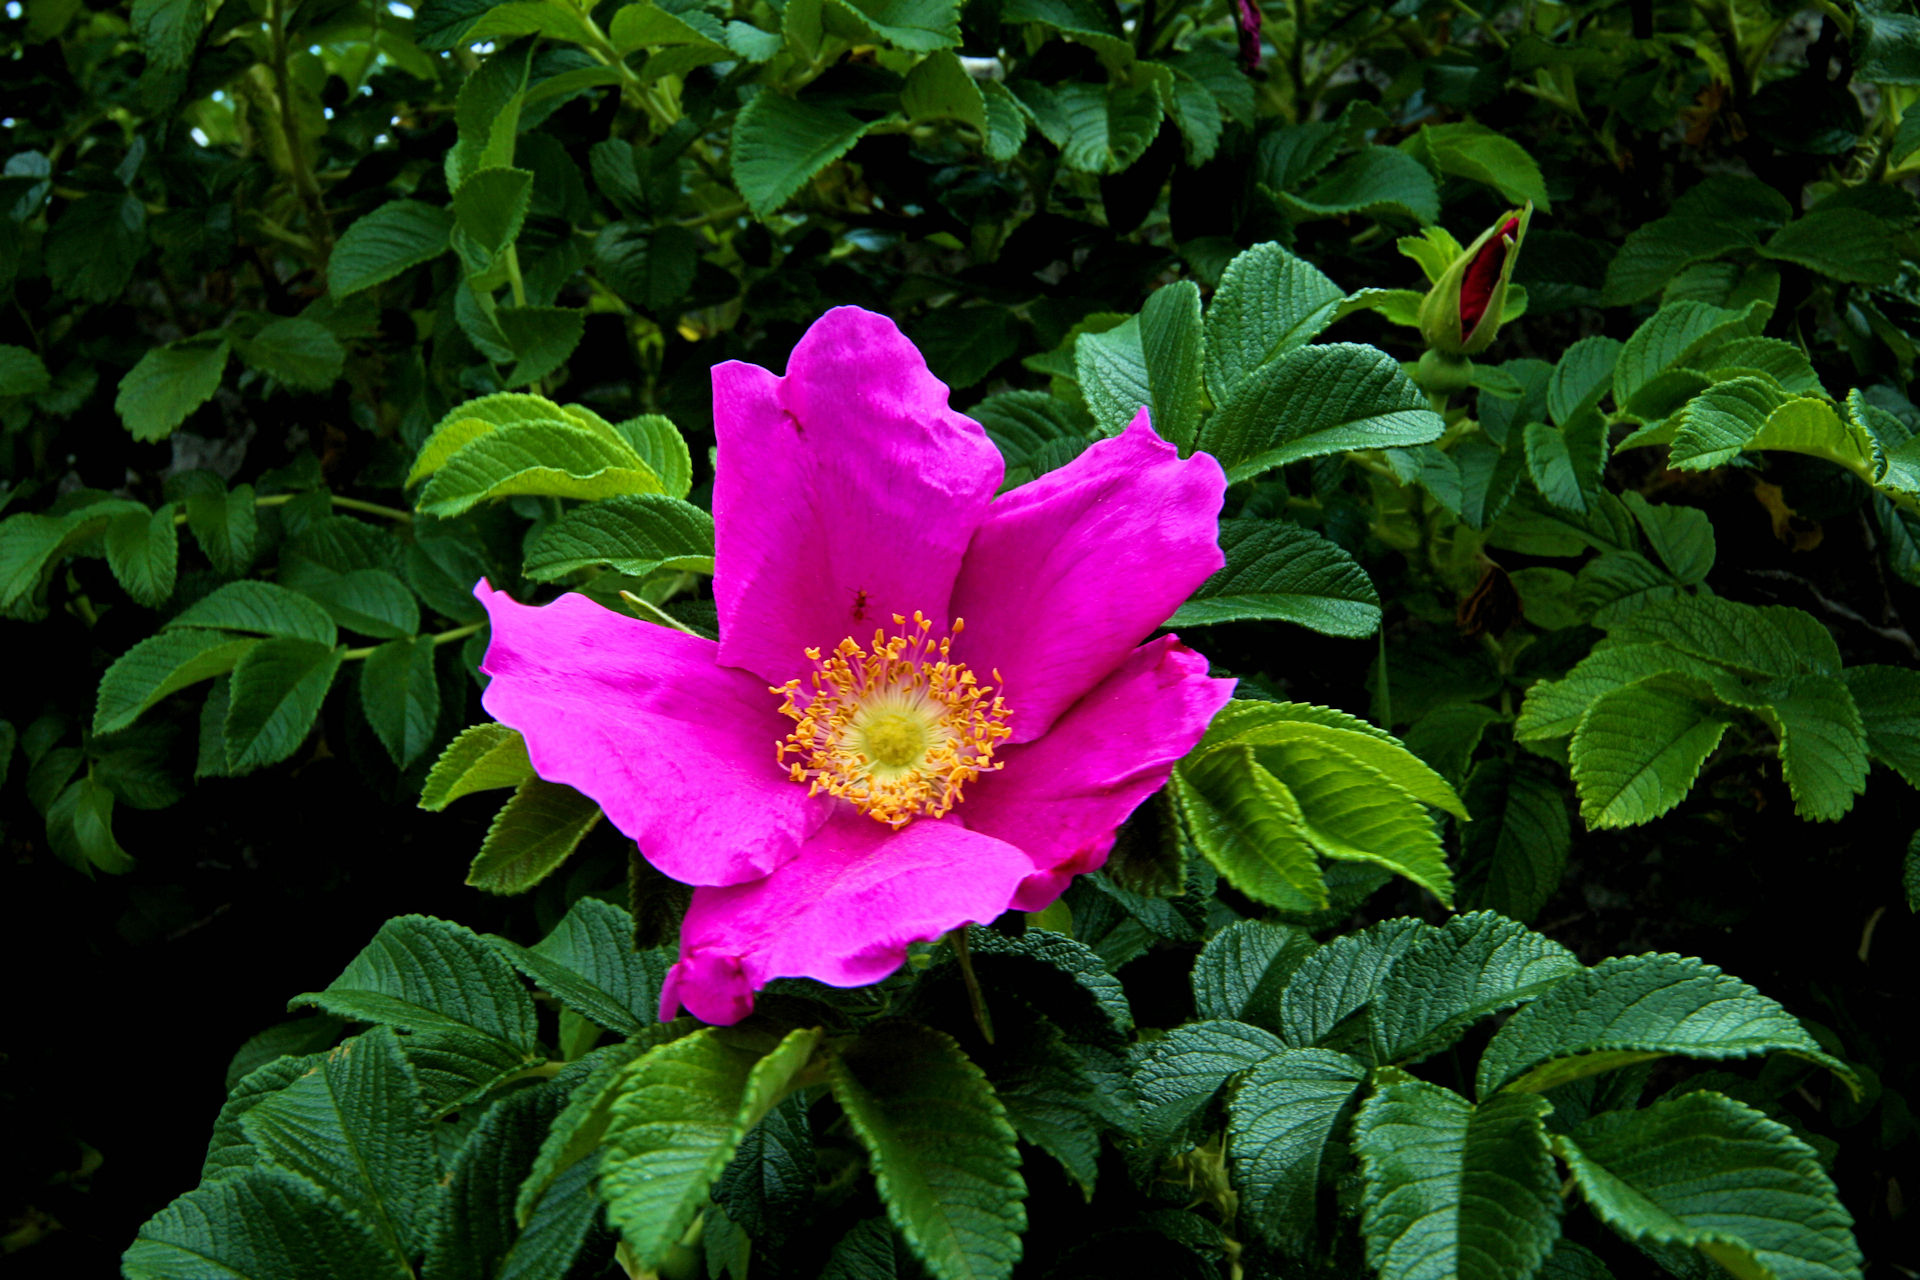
<box><xmin>949</xmin><ymin>409</ymin><xmax>1226</xmax><ymax>743</ymax></box>
<box><xmin>711</xmin><ymin>307</ymin><xmax>1005</xmax><ymax>686</ymax></box>
<box><xmin>475</xmin><ymin>583</ymin><xmax>827</xmax><ymax>887</ymax></box>
<box><xmin>964</xmin><ymin>636</ymin><xmax>1235</xmax><ymax>912</ymax></box>
<box><xmin>659</xmin><ymin>809</ymin><xmax>1034</xmax><ymax>1023</ymax></box>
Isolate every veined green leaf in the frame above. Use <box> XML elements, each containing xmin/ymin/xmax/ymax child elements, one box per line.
<box><xmin>1278</xmin><ymin>918</ymin><xmax>1433</xmax><ymax>1050</ymax></box>
<box><xmin>1569</xmin><ymin>674</ymin><xmax>1733</xmax><ymax>828</ymax></box>
<box><xmin>237</xmin><ymin>318</ymin><xmax>346</xmax><ymax>391</ymax></box>
<box><xmin>1170</xmin><ymin>521</ymin><xmax>1380</xmax><ymax>637</ymax></box>
<box><xmin>730</xmin><ymin>94</ymin><xmax>871</xmax><ymax>219</ymax></box>
<box><xmin>467</xmin><ymin>777</ymin><xmax>602</xmax><ymax>895</ymax></box>
<box><xmin>487</xmin><ymin>897</ymin><xmax>667</xmax><ymax>1035</ymax></box>
<box><xmin>1841</xmin><ymin>664</ymin><xmax>1920</xmax><ymax>789</ymax></box>
<box><xmin>829</xmin><ymin>1021</ymin><xmax>1027</xmax><ymax>1280</ymax></box>
<box><xmin>1478</xmin><ymin>952</ymin><xmax>1848</xmax><ymax>1098</ymax></box>
<box><xmin>223</xmin><ymin>638</ymin><xmax>345</xmax><ymax>774</ymax></box>
<box><xmin>1369</xmin><ymin>911</ymin><xmax>1580</xmax><ymax>1065</ymax></box>
<box><xmin>1169</xmin><ymin>749</ymin><xmax>1329</xmax><ymax>913</ymax></box>
<box><xmin>104</xmin><ymin>505</ymin><xmax>178</xmax><ymax>607</ymax></box>
<box><xmin>1134</xmin><ymin>1019</ymin><xmax>1285</xmax><ymax>1161</ymax></box>
<box><xmin>1140</xmin><ymin>280</ymin><xmax>1205</xmax><ymax>450</ymax></box>
<box><xmin>185</xmin><ymin>482</ymin><xmax>257</xmax><ymax>575</ymax></box>
<box><xmin>360</xmin><ymin>637</ymin><xmax>441</xmax><ymax>769</ymax></box>
<box><xmin>169</xmin><ymin>579</ymin><xmax>338</xmax><ymax>645</ymax></box>
<box><xmin>421</xmin><ymin>723</ymin><xmax>534</xmax><ymax>810</ymax></box>
<box><xmin>1353</xmin><ymin>1077</ymin><xmax>1562</xmax><ymax>1280</ymax></box>
<box><xmin>116</xmin><ymin>338</ymin><xmax>229</xmax><ymax>442</ymax></box>
<box><xmin>1203</xmin><ymin>242</ymin><xmax>1343</xmax><ymax>403</ymax></box>
<box><xmin>329</xmin><ymin>200</ymin><xmax>453</xmax><ymax>299</ymax></box>
<box><xmin>419</xmin><ymin>422</ymin><xmax>665</xmax><ymax>518</ymax></box>
<box><xmin>1192</xmin><ymin>919</ymin><xmax>1316</xmax><ymax>1029</ymax></box>
<box><xmin>1228</xmin><ymin>1047</ymin><xmax>1367</xmax><ymax>1253</ymax></box>
<box><xmin>94</xmin><ymin>628</ymin><xmax>259</xmax><ymax>735</ymax></box>
<box><xmin>1459</xmin><ymin>759</ymin><xmax>1570</xmax><ymax>925</ymax></box>
<box><xmin>123</xmin><ymin>1167</ymin><xmax>411</xmax><ymax>1280</ymax></box>
<box><xmin>1557</xmin><ymin>1091</ymin><xmax>1862</xmax><ymax>1280</ymax></box>
<box><xmin>522</xmin><ymin>493</ymin><xmax>714</xmax><ymax>582</ymax></box>
<box><xmin>602</xmin><ymin>1027</ymin><xmax>822</xmax><ymax>1267</ymax></box>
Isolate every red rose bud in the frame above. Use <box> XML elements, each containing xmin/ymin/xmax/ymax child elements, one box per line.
<box><xmin>1458</xmin><ymin>215</ymin><xmax>1520</xmax><ymax>339</ymax></box>
<box><xmin>1417</xmin><ymin>205</ymin><xmax>1531</xmax><ymax>358</ymax></box>
<box><xmin>1236</xmin><ymin>0</ymin><xmax>1263</xmax><ymax>71</ymax></box>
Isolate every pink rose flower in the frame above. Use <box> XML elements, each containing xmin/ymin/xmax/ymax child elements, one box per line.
<box><xmin>473</xmin><ymin>307</ymin><xmax>1233</xmax><ymax>1025</ymax></box>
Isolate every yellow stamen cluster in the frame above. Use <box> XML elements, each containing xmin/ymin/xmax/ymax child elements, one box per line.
<box><xmin>772</xmin><ymin>612</ymin><xmax>1012</xmax><ymax>827</ymax></box>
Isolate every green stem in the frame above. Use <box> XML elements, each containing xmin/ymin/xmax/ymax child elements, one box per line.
<box><xmin>619</xmin><ymin>590</ymin><xmax>704</xmax><ymax>636</ymax></box>
<box><xmin>173</xmin><ymin>493</ymin><xmax>415</xmax><ymax>525</ymax></box>
<box><xmin>504</xmin><ymin>245</ymin><xmax>529</xmax><ymax>309</ymax></box>
<box><xmin>266</xmin><ymin>0</ymin><xmax>333</xmax><ymax>248</ymax></box>
<box><xmin>340</xmin><ymin>621</ymin><xmax>484</xmax><ymax>661</ymax></box>
<box><xmin>949</xmin><ymin>927</ymin><xmax>995</xmax><ymax>1044</ymax></box>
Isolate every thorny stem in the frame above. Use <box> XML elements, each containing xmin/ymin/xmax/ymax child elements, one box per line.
<box><xmin>340</xmin><ymin>622</ymin><xmax>484</xmax><ymax>662</ymax></box>
<box><xmin>949</xmin><ymin>926</ymin><xmax>995</xmax><ymax>1044</ymax></box>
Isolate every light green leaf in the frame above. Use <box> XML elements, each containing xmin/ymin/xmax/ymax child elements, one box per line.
<box><xmin>1198</xmin><ymin>343</ymin><xmax>1444</xmax><ymax>484</ymax></box>
<box><xmin>1170</xmin><ymin>520</ymin><xmax>1380</xmax><ymax>637</ymax></box>
<box><xmin>1169</xmin><ymin>749</ymin><xmax>1329</xmax><ymax>914</ymax></box>
<box><xmin>731</xmin><ymin>94</ymin><xmax>872</xmax><ymax>219</ymax></box>
<box><xmin>829</xmin><ymin>1021</ymin><xmax>1027</xmax><ymax>1280</ymax></box>
<box><xmin>290</xmin><ymin>913</ymin><xmax>541</xmax><ymax>1053</ymax></box>
<box><xmin>1353</xmin><ymin>1077</ymin><xmax>1562</xmax><ymax>1280</ymax></box>
<box><xmin>1569</xmin><ymin>675</ymin><xmax>1732</xmax><ymax>828</ymax></box>
<box><xmin>123</xmin><ymin>1167</ymin><xmax>412</xmax><ymax>1280</ymax></box>
<box><xmin>1607</xmin><ymin>597</ymin><xmax>1842</xmax><ymax>679</ymax></box>
<box><xmin>1477</xmin><ymin>952</ymin><xmax>1846</xmax><ymax>1097</ymax></box>
<box><xmin>104</xmin><ymin>505</ymin><xmax>178</xmax><ymax>607</ymax></box>
<box><xmin>1228</xmin><ymin>1047</ymin><xmax>1367</xmax><ymax>1253</ymax></box>
<box><xmin>523</xmin><ymin>493</ymin><xmax>714</xmax><ymax>582</ymax></box>
<box><xmin>1203</xmin><ymin>242</ymin><xmax>1344</xmax><ymax>403</ymax></box>
<box><xmin>467</xmin><ymin>777</ymin><xmax>602</xmax><ymax>895</ymax></box>
<box><xmin>1199</xmin><ymin>700</ymin><xmax>1466</xmax><ymax>819</ymax></box>
<box><xmin>360</xmin><ymin>637</ymin><xmax>441</xmax><ymax>769</ymax></box>
<box><xmin>1718</xmin><ymin>674</ymin><xmax>1868</xmax><ymax>822</ymax></box>
<box><xmin>409</xmin><ymin>393</ymin><xmax>575</xmax><ymax>486</ymax></box>
<box><xmin>116</xmin><ymin>338</ymin><xmax>229</xmax><ymax>442</ymax></box>
<box><xmin>1615</xmin><ymin>300</ymin><xmax>1763</xmax><ymax>408</ymax></box>
<box><xmin>602</xmin><ymin>1027</ymin><xmax>823</xmax><ymax>1267</ymax></box>
<box><xmin>223</xmin><ymin>638</ymin><xmax>345</xmax><ymax>773</ymax></box>
<box><xmin>329</xmin><ymin>201</ymin><xmax>453</xmax><ymax>298</ymax></box>
<box><xmin>1369</xmin><ymin>911</ymin><xmax>1580</xmax><ymax>1065</ymax></box>
<box><xmin>1411</xmin><ymin>122</ymin><xmax>1549</xmax><ymax>210</ymax></box>
<box><xmin>421</xmin><ymin>723</ymin><xmax>534</xmax><ymax>811</ymax></box>
<box><xmin>239</xmin><ymin>1026</ymin><xmax>436</xmax><ymax>1259</ymax></box>
<box><xmin>169</xmin><ymin>580</ymin><xmax>338</xmax><ymax>646</ymax></box>
<box><xmin>1557</xmin><ymin>1091</ymin><xmax>1862</xmax><ymax>1280</ymax></box>
<box><xmin>237</xmin><ymin>318</ymin><xmax>347</xmax><ymax>391</ymax></box>
<box><xmin>1841</xmin><ymin>664</ymin><xmax>1920</xmax><ymax>789</ymax></box>
<box><xmin>94</xmin><ymin>628</ymin><xmax>259</xmax><ymax>734</ymax></box>
<box><xmin>419</xmin><ymin>422</ymin><xmax>664</xmax><ymax>518</ymax></box>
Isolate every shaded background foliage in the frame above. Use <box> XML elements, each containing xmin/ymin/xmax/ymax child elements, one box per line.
<box><xmin>2</xmin><ymin>0</ymin><xmax>1919</xmax><ymax>1273</ymax></box>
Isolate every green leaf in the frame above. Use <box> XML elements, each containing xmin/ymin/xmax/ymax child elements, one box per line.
<box><xmin>421</xmin><ymin>723</ymin><xmax>534</xmax><ymax>810</ymax></box>
<box><xmin>1614</xmin><ymin>596</ymin><xmax>1841</xmax><ymax>679</ymax></box>
<box><xmin>1525</xmin><ymin>420</ymin><xmax>1587</xmax><ymax>512</ymax></box>
<box><xmin>1272</xmin><ymin>145</ymin><xmax>1439</xmax><ymax>224</ymax></box>
<box><xmin>46</xmin><ymin>774</ymin><xmax>135</xmax><ymax>874</ymax></box>
<box><xmin>239</xmin><ymin>1026</ymin><xmax>436</xmax><ymax>1259</ymax></box>
<box><xmin>1721</xmin><ymin>674</ymin><xmax>1869</xmax><ymax>822</ymax></box>
<box><xmin>1203</xmin><ymin>242</ymin><xmax>1344</xmax><ymax>404</ymax></box>
<box><xmin>602</xmin><ymin>1027</ymin><xmax>822</xmax><ymax>1267</ymax></box>
<box><xmin>1411</xmin><ymin>122</ymin><xmax>1549</xmax><ymax>210</ymax></box>
<box><xmin>1353</xmin><ymin>1077</ymin><xmax>1562</xmax><ymax>1280</ymax></box>
<box><xmin>1459</xmin><ymin>759</ymin><xmax>1570</xmax><ymax>925</ymax></box>
<box><xmin>902</xmin><ymin>50</ymin><xmax>987</xmax><ymax>131</ymax></box>
<box><xmin>222</xmin><ymin>638</ymin><xmax>344</xmax><ymax>774</ymax></box>
<box><xmin>829</xmin><ymin>1021</ymin><xmax>1027</xmax><ymax>1280</ymax></box>
<box><xmin>419</xmin><ymin>422</ymin><xmax>665</xmax><ymax>518</ymax></box>
<box><xmin>1478</xmin><ymin>952</ymin><xmax>1845</xmax><ymax>1098</ymax></box>
<box><xmin>825</xmin><ymin>0</ymin><xmax>961</xmax><ymax>51</ymax></box>
<box><xmin>408</xmin><ymin>393</ymin><xmax>577</xmax><ymax>485</ymax></box>
<box><xmin>1569</xmin><ymin>675</ymin><xmax>1733</xmax><ymax>828</ymax></box>
<box><xmin>1169</xmin><ymin>749</ymin><xmax>1329</xmax><ymax>913</ymax></box>
<box><xmin>1018</xmin><ymin>81</ymin><xmax>1161</xmax><ymax>174</ymax></box>
<box><xmin>360</xmin><ymin>637</ymin><xmax>441</xmax><ymax>769</ymax></box>
<box><xmin>1000</xmin><ymin>0</ymin><xmax>1130</xmax><ymax>66</ymax></box>
<box><xmin>297</xmin><ymin>569</ymin><xmax>419</xmax><ymax>640</ymax></box>
<box><xmin>1278</xmin><ymin>917</ymin><xmax>1433</xmax><ymax>1049</ymax></box>
<box><xmin>104</xmin><ymin>505</ymin><xmax>178</xmax><ymax>607</ymax></box>
<box><xmin>1192</xmin><ymin>919</ymin><xmax>1316</xmax><ymax>1029</ymax></box>
<box><xmin>93</xmin><ymin>629</ymin><xmax>259</xmax><ymax>735</ymax></box>
<box><xmin>1621</xmin><ymin>492</ymin><xmax>1715</xmax><ymax>583</ymax></box>
<box><xmin>1664</xmin><ymin>376</ymin><xmax>1791</xmax><ymax>469</ymax></box>
<box><xmin>985</xmin><ymin>1005</ymin><xmax>1121</xmax><ymax>1195</ymax></box>
<box><xmin>185</xmin><ymin>482</ymin><xmax>258</xmax><ymax>575</ymax></box>
<box><xmin>1761</xmin><ymin>208</ymin><xmax>1903</xmax><ymax>285</ymax></box>
<box><xmin>731</xmin><ymin>93</ymin><xmax>872</xmax><ymax>218</ymax></box>
<box><xmin>1602</xmin><ymin>217</ymin><xmax>1760</xmax><ymax>307</ymax></box>
<box><xmin>130</xmin><ymin>0</ymin><xmax>205</xmax><ymax>69</ymax></box>
<box><xmin>1134</xmin><ymin>1019</ymin><xmax>1285</xmax><ymax>1158</ymax></box>
<box><xmin>1547</xmin><ymin>336</ymin><xmax>1620</xmax><ymax>426</ymax></box>
<box><xmin>962</xmin><ymin>927</ymin><xmax>1132</xmax><ymax>1040</ymax></box>
<box><xmin>1614</xmin><ymin>300</ymin><xmax>1763</xmax><ymax>409</ymax></box>
<box><xmin>980</xmin><ymin>80</ymin><xmax>1028</xmax><ymax>161</ymax></box>
<box><xmin>1170</xmin><ymin>520</ymin><xmax>1380</xmax><ymax>637</ymax></box>
<box><xmin>1140</xmin><ymin>281</ymin><xmax>1205</xmax><ymax>450</ymax></box>
<box><xmin>1227</xmin><ymin>1047</ymin><xmax>1367</xmax><ymax>1253</ymax></box>
<box><xmin>487</xmin><ymin>897</ymin><xmax>667</xmax><ymax>1035</ymax></box>
<box><xmin>123</xmin><ymin>1167</ymin><xmax>412</xmax><ymax>1280</ymax></box>
<box><xmin>1200</xmin><ymin>700</ymin><xmax>1467</xmax><ymax>819</ymax></box>
<box><xmin>495</xmin><ymin>306</ymin><xmax>586</xmax><ymax>388</ymax></box>
<box><xmin>1557</xmin><ymin>1091</ymin><xmax>1862</xmax><ymax>1280</ymax></box>
<box><xmin>329</xmin><ymin>201</ymin><xmax>454</xmax><ymax>298</ymax></box>
<box><xmin>116</xmin><ymin>338</ymin><xmax>229</xmax><ymax>442</ymax></box>
<box><xmin>45</xmin><ymin>192</ymin><xmax>145</xmax><ymax>303</ymax></box>
<box><xmin>467</xmin><ymin>777</ymin><xmax>603</xmax><ymax>894</ymax></box>
<box><xmin>1073</xmin><ymin>315</ymin><xmax>1152</xmax><ymax>437</ymax></box>
<box><xmin>523</xmin><ymin>493</ymin><xmax>714</xmax><ymax>581</ymax></box>
<box><xmin>516</xmin><ymin>1040</ymin><xmax>651</xmax><ymax>1225</ymax></box>
<box><xmin>1369</xmin><ymin>911</ymin><xmax>1580</xmax><ymax>1065</ymax></box>
<box><xmin>595</xmin><ymin>223</ymin><xmax>701</xmax><ymax>315</ymax></box>
<box><xmin>1696</xmin><ymin>336</ymin><xmax>1825</xmax><ymax>396</ymax></box>
<box><xmin>290</xmin><ymin>913</ymin><xmax>541</xmax><ymax>1053</ymax></box>
<box><xmin>203</xmin><ymin>1053</ymin><xmax>330</xmax><ymax>1181</ymax></box>
<box><xmin>1841</xmin><ymin>664</ymin><xmax>1920</xmax><ymax>789</ymax></box>
<box><xmin>1161</xmin><ymin>66</ymin><xmax>1224</xmax><ymax>164</ymax></box>
<box><xmin>237</xmin><ymin>318</ymin><xmax>347</xmax><ymax>391</ymax></box>
<box><xmin>0</xmin><ymin>343</ymin><xmax>51</xmax><ymax>396</ymax></box>
<box><xmin>170</xmin><ymin>580</ymin><xmax>339</xmax><ymax>645</ymax></box>
<box><xmin>1198</xmin><ymin>343</ymin><xmax>1444</xmax><ymax>484</ymax></box>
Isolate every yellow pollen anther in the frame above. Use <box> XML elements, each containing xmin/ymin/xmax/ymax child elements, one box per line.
<box><xmin>770</xmin><ymin>611</ymin><xmax>1013</xmax><ymax>827</ymax></box>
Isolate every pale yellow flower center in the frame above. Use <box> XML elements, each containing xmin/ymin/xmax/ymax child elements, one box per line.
<box><xmin>772</xmin><ymin>612</ymin><xmax>1013</xmax><ymax>827</ymax></box>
